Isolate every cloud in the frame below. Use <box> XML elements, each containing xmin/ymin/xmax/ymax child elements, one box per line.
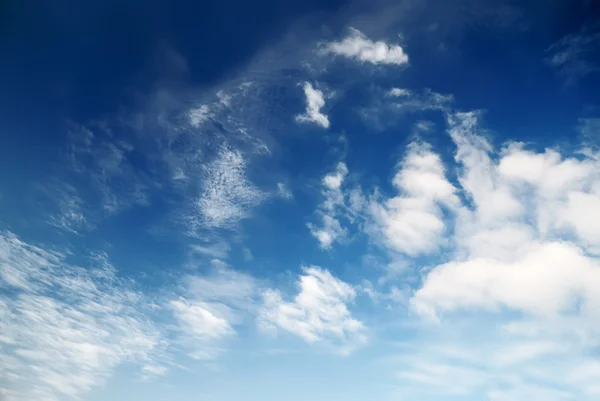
<box><xmin>546</xmin><ymin>24</ymin><xmax>600</xmax><ymax>85</ymax></box>
<box><xmin>0</xmin><ymin>232</ymin><xmax>164</xmax><ymax>401</ymax></box>
<box><xmin>170</xmin><ymin>264</ymin><xmax>259</xmax><ymax>360</ymax></box>
<box><xmin>308</xmin><ymin>162</ymin><xmax>351</xmax><ymax>248</ymax></box>
<box><xmin>258</xmin><ymin>266</ymin><xmax>366</xmax><ymax>355</ymax></box>
<box><xmin>367</xmin><ymin>142</ymin><xmax>459</xmax><ymax>256</ymax></box>
<box><xmin>188</xmin><ymin>105</ymin><xmax>212</xmax><ymax>127</ymax></box>
<box><xmin>376</xmin><ymin>110</ymin><xmax>600</xmax><ymax>400</ymax></box>
<box><xmin>295</xmin><ymin>82</ymin><xmax>330</xmax><ymax>129</ymax></box>
<box><xmin>320</xmin><ymin>27</ymin><xmax>408</xmax><ymax>65</ymax></box>
<box><xmin>276</xmin><ymin>182</ymin><xmax>293</xmax><ymax>200</ymax></box>
<box><xmin>387</xmin><ymin>88</ymin><xmax>454</xmax><ymax>112</ymax></box>
<box><xmin>193</xmin><ymin>145</ymin><xmax>266</xmax><ymax>229</ymax></box>
<box><xmin>66</xmin><ymin>122</ymin><xmax>150</xmax><ymax>215</ymax></box>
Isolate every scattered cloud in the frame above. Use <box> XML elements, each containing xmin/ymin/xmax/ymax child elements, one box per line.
<box><xmin>188</xmin><ymin>105</ymin><xmax>212</xmax><ymax>127</ymax></box>
<box><xmin>308</xmin><ymin>162</ymin><xmax>351</xmax><ymax>249</ymax></box>
<box><xmin>193</xmin><ymin>145</ymin><xmax>266</xmax><ymax>230</ymax></box>
<box><xmin>295</xmin><ymin>82</ymin><xmax>330</xmax><ymax>129</ymax></box>
<box><xmin>320</xmin><ymin>27</ymin><xmax>408</xmax><ymax>66</ymax></box>
<box><xmin>258</xmin><ymin>266</ymin><xmax>366</xmax><ymax>355</ymax></box>
<box><xmin>0</xmin><ymin>232</ymin><xmax>165</xmax><ymax>401</ymax></box>
<box><xmin>66</xmin><ymin>122</ymin><xmax>150</xmax><ymax>215</ymax></box>
<box><xmin>546</xmin><ymin>24</ymin><xmax>600</xmax><ymax>85</ymax></box>
<box><xmin>171</xmin><ymin>263</ymin><xmax>259</xmax><ymax>360</ymax></box>
<box><xmin>276</xmin><ymin>182</ymin><xmax>293</xmax><ymax>200</ymax></box>
<box><xmin>374</xmin><ymin>110</ymin><xmax>600</xmax><ymax>400</ymax></box>
<box><xmin>388</xmin><ymin>88</ymin><xmax>454</xmax><ymax>112</ymax></box>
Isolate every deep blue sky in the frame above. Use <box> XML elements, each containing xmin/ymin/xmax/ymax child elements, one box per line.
<box><xmin>1</xmin><ymin>1</ymin><xmax>600</xmax><ymax>401</ymax></box>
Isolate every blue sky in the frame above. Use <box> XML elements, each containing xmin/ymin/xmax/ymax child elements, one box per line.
<box><xmin>1</xmin><ymin>0</ymin><xmax>600</xmax><ymax>400</ymax></box>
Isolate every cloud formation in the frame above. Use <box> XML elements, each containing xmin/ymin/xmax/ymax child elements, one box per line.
<box><xmin>194</xmin><ymin>146</ymin><xmax>265</xmax><ymax>229</ymax></box>
<box><xmin>368</xmin><ymin>142</ymin><xmax>458</xmax><ymax>256</ymax></box>
<box><xmin>546</xmin><ymin>24</ymin><xmax>600</xmax><ymax>85</ymax></box>
<box><xmin>383</xmin><ymin>111</ymin><xmax>600</xmax><ymax>400</ymax></box>
<box><xmin>295</xmin><ymin>82</ymin><xmax>330</xmax><ymax>129</ymax></box>
<box><xmin>320</xmin><ymin>28</ymin><xmax>408</xmax><ymax>66</ymax></box>
<box><xmin>170</xmin><ymin>263</ymin><xmax>259</xmax><ymax>360</ymax></box>
<box><xmin>308</xmin><ymin>162</ymin><xmax>350</xmax><ymax>248</ymax></box>
<box><xmin>258</xmin><ymin>266</ymin><xmax>366</xmax><ymax>355</ymax></box>
<box><xmin>0</xmin><ymin>232</ymin><xmax>164</xmax><ymax>401</ymax></box>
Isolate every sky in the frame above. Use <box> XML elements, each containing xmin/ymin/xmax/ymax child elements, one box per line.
<box><xmin>1</xmin><ymin>0</ymin><xmax>600</xmax><ymax>400</ymax></box>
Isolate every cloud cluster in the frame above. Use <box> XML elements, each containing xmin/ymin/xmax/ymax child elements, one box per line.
<box><xmin>258</xmin><ymin>266</ymin><xmax>366</xmax><ymax>355</ymax></box>
<box><xmin>378</xmin><ymin>111</ymin><xmax>600</xmax><ymax>399</ymax></box>
<box><xmin>320</xmin><ymin>28</ymin><xmax>409</xmax><ymax>66</ymax></box>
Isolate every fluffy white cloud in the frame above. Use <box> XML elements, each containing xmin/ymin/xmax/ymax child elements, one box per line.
<box><xmin>394</xmin><ymin>111</ymin><xmax>600</xmax><ymax>400</ymax></box>
<box><xmin>0</xmin><ymin>232</ymin><xmax>164</xmax><ymax>401</ymax></box>
<box><xmin>258</xmin><ymin>266</ymin><xmax>366</xmax><ymax>355</ymax></box>
<box><xmin>320</xmin><ymin>28</ymin><xmax>408</xmax><ymax>65</ymax></box>
<box><xmin>295</xmin><ymin>82</ymin><xmax>330</xmax><ymax>128</ymax></box>
<box><xmin>194</xmin><ymin>145</ymin><xmax>265</xmax><ymax>229</ymax></box>
<box><xmin>368</xmin><ymin>142</ymin><xmax>458</xmax><ymax>256</ymax></box>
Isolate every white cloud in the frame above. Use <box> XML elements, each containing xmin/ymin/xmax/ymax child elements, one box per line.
<box><xmin>320</xmin><ymin>27</ymin><xmax>408</xmax><ymax>65</ymax></box>
<box><xmin>276</xmin><ymin>182</ymin><xmax>293</xmax><ymax>199</ymax></box>
<box><xmin>295</xmin><ymin>82</ymin><xmax>330</xmax><ymax>129</ymax></box>
<box><xmin>0</xmin><ymin>232</ymin><xmax>164</xmax><ymax>401</ymax></box>
<box><xmin>308</xmin><ymin>162</ymin><xmax>351</xmax><ymax>248</ymax></box>
<box><xmin>387</xmin><ymin>88</ymin><xmax>411</xmax><ymax>97</ymax></box>
<box><xmin>258</xmin><ymin>266</ymin><xmax>366</xmax><ymax>355</ymax></box>
<box><xmin>188</xmin><ymin>105</ymin><xmax>212</xmax><ymax>127</ymax></box>
<box><xmin>194</xmin><ymin>145</ymin><xmax>265</xmax><ymax>229</ymax></box>
<box><xmin>390</xmin><ymin>88</ymin><xmax>454</xmax><ymax>113</ymax></box>
<box><xmin>387</xmin><ymin>110</ymin><xmax>600</xmax><ymax>400</ymax></box>
<box><xmin>546</xmin><ymin>24</ymin><xmax>600</xmax><ymax>85</ymax></box>
<box><xmin>170</xmin><ymin>264</ymin><xmax>258</xmax><ymax>360</ymax></box>
<box><xmin>368</xmin><ymin>142</ymin><xmax>458</xmax><ymax>256</ymax></box>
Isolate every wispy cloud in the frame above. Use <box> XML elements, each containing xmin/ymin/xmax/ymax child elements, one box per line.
<box><xmin>308</xmin><ymin>162</ymin><xmax>351</xmax><ymax>249</ymax></box>
<box><xmin>258</xmin><ymin>266</ymin><xmax>366</xmax><ymax>355</ymax></box>
<box><xmin>170</xmin><ymin>263</ymin><xmax>259</xmax><ymax>360</ymax></box>
<box><xmin>295</xmin><ymin>82</ymin><xmax>330</xmax><ymax>129</ymax></box>
<box><xmin>0</xmin><ymin>232</ymin><xmax>165</xmax><ymax>401</ymax></box>
<box><xmin>192</xmin><ymin>145</ymin><xmax>266</xmax><ymax>230</ymax></box>
<box><xmin>276</xmin><ymin>182</ymin><xmax>293</xmax><ymax>200</ymax></box>
<box><xmin>546</xmin><ymin>24</ymin><xmax>600</xmax><ymax>85</ymax></box>
<box><xmin>320</xmin><ymin>27</ymin><xmax>408</xmax><ymax>66</ymax></box>
<box><xmin>66</xmin><ymin>122</ymin><xmax>150</xmax><ymax>215</ymax></box>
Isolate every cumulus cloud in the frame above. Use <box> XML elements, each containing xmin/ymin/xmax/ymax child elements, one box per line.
<box><xmin>0</xmin><ymin>232</ymin><xmax>164</xmax><ymax>401</ymax></box>
<box><xmin>194</xmin><ymin>145</ymin><xmax>265</xmax><ymax>229</ymax></box>
<box><xmin>368</xmin><ymin>142</ymin><xmax>459</xmax><ymax>256</ymax></box>
<box><xmin>295</xmin><ymin>82</ymin><xmax>330</xmax><ymax>129</ymax></box>
<box><xmin>320</xmin><ymin>27</ymin><xmax>408</xmax><ymax>65</ymax></box>
<box><xmin>258</xmin><ymin>266</ymin><xmax>366</xmax><ymax>355</ymax></box>
<box><xmin>389</xmin><ymin>110</ymin><xmax>600</xmax><ymax>400</ymax></box>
